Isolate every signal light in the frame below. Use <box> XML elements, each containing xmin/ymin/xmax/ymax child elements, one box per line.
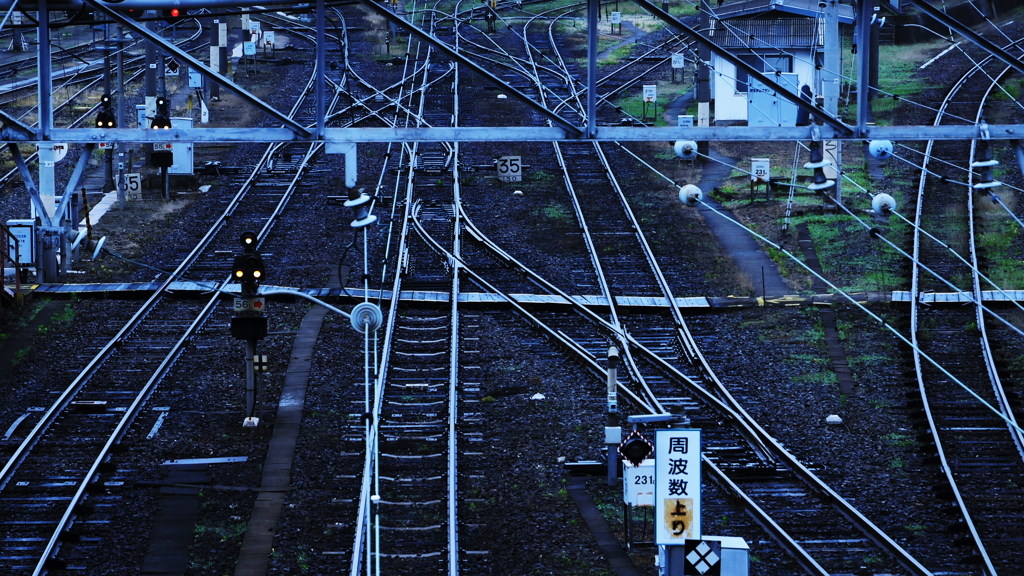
<box><xmin>151</xmin><ymin>96</ymin><xmax>171</xmax><ymax>129</ymax></box>
<box><xmin>162</xmin><ymin>7</ymin><xmax>187</xmax><ymax>25</ymax></box>
<box><xmin>96</xmin><ymin>93</ymin><xmax>116</xmax><ymax>128</ymax></box>
<box><xmin>233</xmin><ymin>253</ymin><xmax>265</xmax><ymax>294</ymax></box>
<box><xmin>233</xmin><ymin>232</ymin><xmax>264</xmax><ymax>295</ymax></box>
<box><xmin>241</xmin><ymin>231</ymin><xmax>258</xmax><ymax>251</ymax></box>
<box><xmin>95</xmin><ymin>110</ymin><xmax>116</xmax><ymax>128</ymax></box>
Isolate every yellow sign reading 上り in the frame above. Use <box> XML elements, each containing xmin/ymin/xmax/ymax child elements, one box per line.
<box><xmin>662</xmin><ymin>498</ymin><xmax>695</xmax><ymax>539</ymax></box>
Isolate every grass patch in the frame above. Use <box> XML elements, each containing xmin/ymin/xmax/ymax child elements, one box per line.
<box><xmin>881</xmin><ymin>432</ymin><xmax>915</xmax><ymax>448</ymax></box>
<box><xmin>541</xmin><ymin>202</ymin><xmax>576</xmax><ymax>225</ymax></box>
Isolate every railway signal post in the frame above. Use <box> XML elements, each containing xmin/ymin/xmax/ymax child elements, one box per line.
<box><xmin>229</xmin><ymin>232</ymin><xmax>268</xmax><ymax>426</ymax></box>
<box><xmin>606</xmin><ymin>345</ymin><xmax>620</xmax><ymax>486</ymax></box>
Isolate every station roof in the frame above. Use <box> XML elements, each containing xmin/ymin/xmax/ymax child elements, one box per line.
<box><xmin>710</xmin><ymin>0</ymin><xmax>855</xmax><ymax>24</ymax></box>
<box><xmin>708</xmin><ymin>17</ymin><xmax>823</xmax><ymax>49</ymax></box>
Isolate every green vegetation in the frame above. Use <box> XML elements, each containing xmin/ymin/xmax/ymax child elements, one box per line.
<box><xmin>194</xmin><ymin>521</ymin><xmax>247</xmax><ymax>543</ymax></box>
<box><xmin>12</xmin><ymin>347</ymin><xmax>31</xmax><ymax>366</ymax></box>
<box><xmin>866</xmin><ymin>42</ymin><xmax>944</xmax><ymax>117</ymax></box>
<box><xmin>904</xmin><ymin>523</ymin><xmax>928</xmax><ymax>536</ymax></box>
<box><xmin>881</xmin><ymin>432</ymin><xmax>915</xmax><ymax>448</ymax></box>
<box><xmin>802</xmin><ymin>212</ymin><xmax>907</xmax><ymax>293</ymax></box>
<box><xmin>541</xmin><ymin>202</ymin><xmax>575</xmax><ymax>225</ymax></box>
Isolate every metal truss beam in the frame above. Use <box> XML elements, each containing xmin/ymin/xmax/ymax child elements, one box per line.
<box><xmin>356</xmin><ymin>0</ymin><xmax>583</xmax><ymax>138</ymax></box>
<box><xmin>0</xmin><ymin>109</ymin><xmax>35</xmax><ymax>140</ymax></box>
<box><xmin>81</xmin><ymin>0</ymin><xmax>312</xmax><ymax>137</ymax></box>
<box><xmin>632</xmin><ymin>0</ymin><xmax>854</xmax><ymax>137</ymax></box>
<box><xmin>0</xmin><ymin>0</ymin><xmax>339</xmax><ymax>8</ymax></box>
<box><xmin>42</xmin><ymin>123</ymin><xmax>1024</xmax><ymax>143</ymax></box>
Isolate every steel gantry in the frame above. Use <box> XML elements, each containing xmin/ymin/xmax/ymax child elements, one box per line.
<box><xmin>0</xmin><ymin>0</ymin><xmax>1023</xmax><ymax>144</ymax></box>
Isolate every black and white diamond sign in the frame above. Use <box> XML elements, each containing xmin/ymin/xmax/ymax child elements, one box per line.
<box><xmin>683</xmin><ymin>539</ymin><xmax>721</xmax><ymax>576</ymax></box>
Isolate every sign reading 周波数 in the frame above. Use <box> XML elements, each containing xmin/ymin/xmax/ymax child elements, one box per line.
<box><xmin>655</xmin><ymin>429</ymin><xmax>701</xmax><ymax>545</ymax></box>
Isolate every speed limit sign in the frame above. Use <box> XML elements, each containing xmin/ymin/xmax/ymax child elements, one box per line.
<box><xmin>496</xmin><ymin>156</ymin><xmax>522</xmax><ymax>182</ymax></box>
<box><xmin>124</xmin><ymin>172</ymin><xmax>142</xmax><ymax>199</ymax></box>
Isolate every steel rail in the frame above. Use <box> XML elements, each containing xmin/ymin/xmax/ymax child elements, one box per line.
<box><xmin>414</xmin><ymin>212</ymin><xmax>653</xmax><ymax>413</ymax></box>
<box><xmin>908</xmin><ymin>44</ymin><xmax>1018</xmax><ymax>576</ymax></box>
<box><xmin>913</xmin><ymin>40</ymin><xmax>1024</xmax><ymax>571</ymax></box>
<box><xmin>3</xmin><ymin>21</ymin><xmax>347</xmax><ymax>571</ymax></box>
<box><xmin>349</xmin><ymin>2</ymin><xmax>444</xmax><ymax>570</ymax></box>
<box><xmin>967</xmin><ymin>77</ymin><xmax>1024</xmax><ymax>464</ymax></box>
<box><xmin>702</xmin><ymin>457</ymin><xmax>829</xmax><ymax>575</ymax></box>
<box><xmin>532</xmin><ymin>11</ymin><xmax>778</xmax><ymax>468</ymax></box>
<box><xmin>518</xmin><ymin>11</ymin><xmax>663</xmax><ymax>419</ymax></box>
<box><xmin>357</xmin><ymin>0</ymin><xmax>582</xmax><ymax>136</ymax></box>
<box><xmin>437</xmin><ymin>209</ymin><xmax>934</xmax><ymax>575</ymax></box>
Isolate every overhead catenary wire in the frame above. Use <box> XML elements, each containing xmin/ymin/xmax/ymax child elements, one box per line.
<box><xmin>691</xmin><ymin>195</ymin><xmax>1024</xmax><ymax>437</ymax></box>
<box><xmin>690</xmin><ymin>0</ymin><xmax>1010</xmax><ymax>127</ymax></box>
<box><xmin>614</xmin><ymin>140</ymin><xmax>1024</xmax><ymax>435</ymax></box>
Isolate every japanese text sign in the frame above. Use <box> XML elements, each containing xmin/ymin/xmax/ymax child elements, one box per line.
<box><xmin>655</xmin><ymin>429</ymin><xmax>701</xmax><ymax>544</ymax></box>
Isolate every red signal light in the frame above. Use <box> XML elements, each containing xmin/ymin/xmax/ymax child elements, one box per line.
<box><xmin>170</xmin><ymin>8</ymin><xmax>180</xmax><ymax>17</ymax></box>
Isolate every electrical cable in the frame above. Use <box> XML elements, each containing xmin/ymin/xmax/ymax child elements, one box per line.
<box><xmin>688</xmin><ymin>195</ymin><xmax>1024</xmax><ymax>436</ymax></box>
<box><xmin>615</xmin><ymin>140</ymin><xmax>1024</xmax><ymax>433</ymax></box>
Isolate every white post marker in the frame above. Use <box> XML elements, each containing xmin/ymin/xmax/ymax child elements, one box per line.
<box><xmin>642</xmin><ymin>84</ymin><xmax>657</xmax><ymax>104</ymax></box>
<box><xmin>751</xmin><ymin>158</ymin><xmax>770</xmax><ymax>183</ymax></box>
<box><xmin>655</xmin><ymin>428</ymin><xmax>701</xmax><ymax>544</ymax></box>
<box><xmin>496</xmin><ymin>156</ymin><xmax>522</xmax><ymax>182</ymax></box>
<box><xmin>124</xmin><ymin>173</ymin><xmax>142</xmax><ymax>200</ymax></box>
<box><xmin>623</xmin><ymin>459</ymin><xmax>654</xmax><ymax>507</ymax></box>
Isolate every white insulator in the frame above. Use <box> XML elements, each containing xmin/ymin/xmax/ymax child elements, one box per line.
<box><xmin>803</xmin><ymin>159</ymin><xmax>831</xmax><ymax>170</ymax></box>
<box><xmin>673</xmin><ymin>140</ymin><xmax>699</xmax><ymax>160</ymax></box>
<box><xmin>89</xmin><ymin>236</ymin><xmax>107</xmax><ymax>260</ymax></box>
<box><xmin>974</xmin><ymin>180</ymin><xmax>1002</xmax><ymax>191</ymax></box>
<box><xmin>868</xmin><ymin>140</ymin><xmax>894</xmax><ymax>159</ymax></box>
<box><xmin>678</xmin><ymin>184</ymin><xmax>702</xmax><ymax>206</ymax></box>
<box><xmin>351</xmin><ymin>213</ymin><xmax>378</xmax><ymax>228</ymax></box>
<box><xmin>343</xmin><ymin>192</ymin><xmax>372</xmax><ymax>208</ymax></box>
<box><xmin>350</xmin><ymin>302</ymin><xmax>384</xmax><ymax>333</ymax></box>
<box><xmin>971</xmin><ymin>159</ymin><xmax>999</xmax><ymax>168</ymax></box>
<box><xmin>806</xmin><ymin>179</ymin><xmax>835</xmax><ymax>192</ymax></box>
<box><xmin>871</xmin><ymin>193</ymin><xmax>895</xmax><ymax>216</ymax></box>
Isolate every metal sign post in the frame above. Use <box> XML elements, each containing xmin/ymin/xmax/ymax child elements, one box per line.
<box><xmin>671</xmin><ymin>54</ymin><xmax>685</xmax><ymax>83</ymax></box>
<box><xmin>642</xmin><ymin>84</ymin><xmax>657</xmax><ymax>124</ymax></box>
<box><xmin>496</xmin><ymin>156</ymin><xmax>522</xmax><ymax>182</ymax></box>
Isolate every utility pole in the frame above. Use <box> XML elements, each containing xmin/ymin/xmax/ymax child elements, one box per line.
<box><xmin>116</xmin><ymin>25</ymin><xmax>126</xmax><ymax>209</ymax></box>
<box><xmin>823</xmin><ymin>0</ymin><xmax>842</xmax><ymax>205</ymax></box>
<box><xmin>696</xmin><ymin>0</ymin><xmax>712</xmax><ymax>156</ymax></box>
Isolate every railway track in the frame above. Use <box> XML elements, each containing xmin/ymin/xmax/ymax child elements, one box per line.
<box><xmin>904</xmin><ymin>38</ymin><xmax>1024</xmax><ymax>573</ymax></box>
<box><xmin>0</xmin><ymin>11</ymin><xmax>359</xmax><ymax>572</ymax></box>
<box><xmin>5</xmin><ymin>3</ymin><xmax>1024</xmax><ymax>575</ymax></box>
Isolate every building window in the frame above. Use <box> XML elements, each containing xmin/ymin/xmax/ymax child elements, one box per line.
<box><xmin>735</xmin><ymin>54</ymin><xmax>793</xmax><ymax>93</ymax></box>
<box><xmin>734</xmin><ymin>55</ymin><xmax>762</xmax><ymax>94</ymax></box>
<box><xmin>763</xmin><ymin>55</ymin><xmax>793</xmax><ymax>74</ymax></box>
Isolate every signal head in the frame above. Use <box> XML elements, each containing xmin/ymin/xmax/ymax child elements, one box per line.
<box><xmin>95</xmin><ymin>110</ymin><xmax>116</xmax><ymax>128</ymax></box>
<box><xmin>240</xmin><ymin>231</ymin><xmax>258</xmax><ymax>251</ymax></box>
<box><xmin>161</xmin><ymin>7</ymin><xmax>187</xmax><ymax>24</ymax></box>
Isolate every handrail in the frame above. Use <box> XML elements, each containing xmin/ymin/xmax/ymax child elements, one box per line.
<box><xmin>1</xmin><ymin>221</ymin><xmax>22</xmax><ymax>299</ymax></box>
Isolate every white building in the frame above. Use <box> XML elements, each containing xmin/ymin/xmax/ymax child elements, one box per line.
<box><xmin>706</xmin><ymin>0</ymin><xmax>854</xmax><ymax>125</ymax></box>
